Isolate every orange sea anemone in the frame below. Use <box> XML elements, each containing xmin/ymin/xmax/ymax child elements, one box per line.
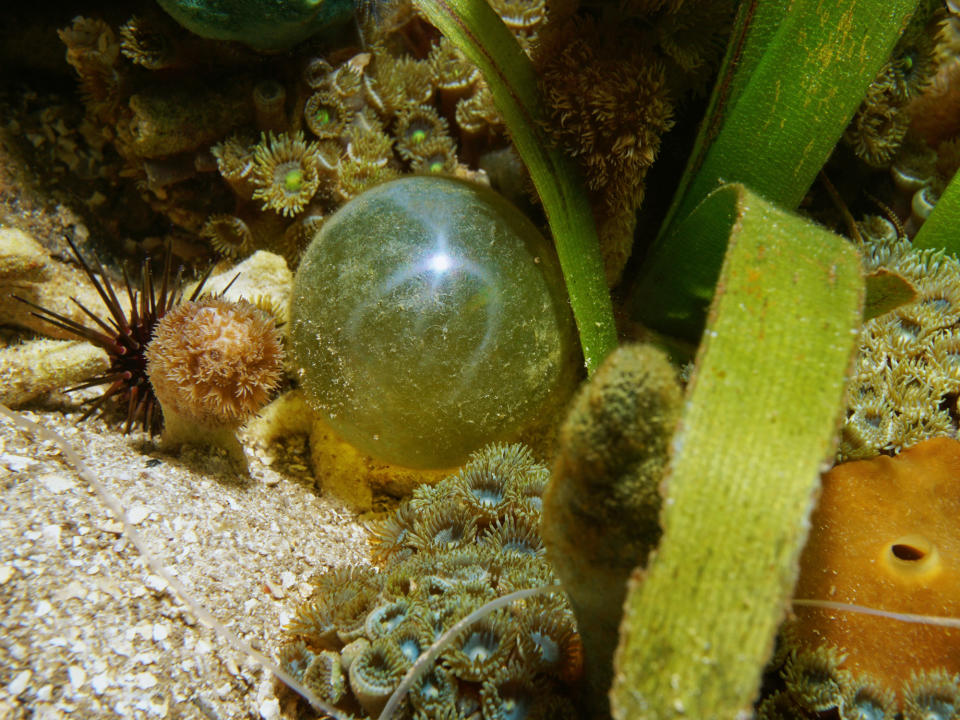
<box><xmin>145</xmin><ymin>297</ymin><xmax>284</xmax><ymax>429</ymax></box>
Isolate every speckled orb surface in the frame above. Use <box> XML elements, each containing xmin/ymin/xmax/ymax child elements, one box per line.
<box><xmin>290</xmin><ymin>176</ymin><xmax>577</xmax><ymax>469</ymax></box>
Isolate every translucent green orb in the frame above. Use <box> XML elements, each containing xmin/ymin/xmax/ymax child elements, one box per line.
<box><xmin>290</xmin><ymin>176</ymin><xmax>578</xmax><ymax>469</ymax></box>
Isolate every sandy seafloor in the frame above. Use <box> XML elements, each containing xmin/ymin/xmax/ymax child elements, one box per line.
<box><xmin>0</xmin><ymin>401</ymin><xmax>372</xmax><ymax>720</ymax></box>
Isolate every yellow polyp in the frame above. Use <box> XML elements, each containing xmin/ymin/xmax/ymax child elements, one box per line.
<box><xmin>308</xmin><ymin>416</ymin><xmax>448</xmax><ymax>511</ymax></box>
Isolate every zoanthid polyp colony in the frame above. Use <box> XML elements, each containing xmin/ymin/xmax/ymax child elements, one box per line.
<box><xmin>279</xmin><ymin>443</ymin><xmax>581</xmax><ymax>718</ymax></box>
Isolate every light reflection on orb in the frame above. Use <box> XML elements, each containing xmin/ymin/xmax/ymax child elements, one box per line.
<box><xmin>426</xmin><ymin>250</ymin><xmax>452</xmax><ymax>274</ymax></box>
<box><xmin>290</xmin><ymin>176</ymin><xmax>578</xmax><ymax>469</ymax></box>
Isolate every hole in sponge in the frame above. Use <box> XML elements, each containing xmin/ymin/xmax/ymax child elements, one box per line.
<box><xmin>891</xmin><ymin>543</ymin><xmax>926</xmax><ymax>561</ymax></box>
<box><xmin>881</xmin><ymin>534</ymin><xmax>941</xmax><ymax>581</ymax></box>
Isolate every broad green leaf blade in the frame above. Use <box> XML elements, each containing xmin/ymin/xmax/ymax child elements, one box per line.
<box><xmin>663</xmin><ymin>0</ymin><xmax>794</xmax><ymax>225</ymax></box>
<box><xmin>611</xmin><ymin>185</ymin><xmax>864</xmax><ymax>720</ymax></box>
<box><xmin>412</xmin><ymin>0</ymin><xmax>616</xmax><ymax>373</ymax></box>
<box><xmin>913</xmin><ymin>170</ymin><xmax>960</xmax><ymax>256</ymax></box>
<box><xmin>669</xmin><ymin>0</ymin><xmax>918</xmax><ymax>229</ymax></box>
<box><xmin>628</xmin><ymin>183</ymin><xmax>739</xmax><ymax>340</ymax></box>
<box><xmin>863</xmin><ymin>268</ymin><xmax>917</xmax><ymax>320</ymax></box>
<box><xmin>633</xmin><ymin>0</ymin><xmax>917</xmax><ymax>340</ymax></box>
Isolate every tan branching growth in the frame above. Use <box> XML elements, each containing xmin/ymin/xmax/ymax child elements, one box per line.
<box><xmin>538</xmin><ymin>24</ymin><xmax>674</xmax><ymax>285</ymax></box>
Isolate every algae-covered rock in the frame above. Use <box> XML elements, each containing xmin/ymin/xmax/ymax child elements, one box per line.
<box><xmin>156</xmin><ymin>0</ymin><xmax>355</xmax><ymax>52</ymax></box>
<box><xmin>127</xmin><ymin>79</ymin><xmax>252</xmax><ymax>159</ymax></box>
<box><xmin>0</xmin><ymin>340</ymin><xmax>109</xmax><ymax>407</ymax></box>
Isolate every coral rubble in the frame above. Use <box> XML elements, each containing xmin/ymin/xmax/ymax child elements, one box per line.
<box><xmin>37</xmin><ymin>0</ymin><xmax>735</xmax><ymax>287</ymax></box>
<box><xmin>48</xmin><ymin>4</ymin><xmax>525</xmax><ymax>269</ymax></box>
<box><xmin>0</xmin><ymin>228</ymin><xmax>107</xmax><ymax>341</ymax></box>
<box><xmin>279</xmin><ymin>442</ymin><xmax>581</xmax><ymax>719</ymax></box>
<box><xmin>0</xmin><ymin>339</ymin><xmax>108</xmax><ymax>407</ymax></box>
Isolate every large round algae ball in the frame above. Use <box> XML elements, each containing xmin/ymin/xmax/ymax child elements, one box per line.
<box><xmin>290</xmin><ymin>176</ymin><xmax>578</xmax><ymax>469</ymax></box>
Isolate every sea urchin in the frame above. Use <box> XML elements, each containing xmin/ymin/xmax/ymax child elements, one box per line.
<box><xmin>13</xmin><ymin>238</ymin><xmax>210</xmax><ymax>434</ymax></box>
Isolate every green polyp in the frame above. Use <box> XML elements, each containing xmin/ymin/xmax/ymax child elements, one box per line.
<box><xmin>290</xmin><ymin>176</ymin><xmax>578</xmax><ymax>469</ymax></box>
<box><xmin>155</xmin><ymin>0</ymin><xmax>355</xmax><ymax>52</ymax></box>
<box><xmin>284</xmin><ymin>168</ymin><xmax>304</xmax><ymax>192</ymax></box>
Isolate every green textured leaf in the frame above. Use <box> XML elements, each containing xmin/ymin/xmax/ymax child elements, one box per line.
<box><xmin>628</xmin><ymin>182</ymin><xmax>739</xmax><ymax>340</ymax></box>
<box><xmin>863</xmin><ymin>268</ymin><xmax>917</xmax><ymax>320</ymax></box>
<box><xmin>633</xmin><ymin>0</ymin><xmax>918</xmax><ymax>340</ymax></box>
<box><xmin>412</xmin><ymin>0</ymin><xmax>616</xmax><ymax>373</ymax></box>
<box><xmin>611</xmin><ymin>185</ymin><xmax>864</xmax><ymax>720</ymax></box>
<box><xmin>913</xmin><ymin>170</ymin><xmax>960</xmax><ymax>256</ymax></box>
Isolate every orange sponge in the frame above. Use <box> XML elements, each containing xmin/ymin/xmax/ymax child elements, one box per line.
<box><xmin>793</xmin><ymin>437</ymin><xmax>960</xmax><ymax>697</ymax></box>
